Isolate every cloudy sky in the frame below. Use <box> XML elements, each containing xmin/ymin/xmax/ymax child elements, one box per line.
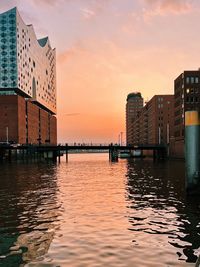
<box><xmin>1</xmin><ymin>0</ymin><xmax>200</xmax><ymax>143</ymax></box>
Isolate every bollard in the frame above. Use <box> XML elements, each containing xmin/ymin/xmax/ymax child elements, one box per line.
<box><xmin>185</xmin><ymin>111</ymin><xmax>200</xmax><ymax>192</ymax></box>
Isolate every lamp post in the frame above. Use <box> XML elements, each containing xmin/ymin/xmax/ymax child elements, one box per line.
<box><xmin>120</xmin><ymin>132</ymin><xmax>123</xmax><ymax>146</ymax></box>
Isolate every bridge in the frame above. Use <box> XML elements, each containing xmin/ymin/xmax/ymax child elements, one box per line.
<box><xmin>0</xmin><ymin>143</ymin><xmax>167</xmax><ymax>162</ymax></box>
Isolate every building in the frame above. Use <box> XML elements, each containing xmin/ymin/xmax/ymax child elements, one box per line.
<box><xmin>129</xmin><ymin>95</ymin><xmax>174</xmax><ymax>152</ymax></box>
<box><xmin>172</xmin><ymin>70</ymin><xmax>200</xmax><ymax>157</ymax></box>
<box><xmin>126</xmin><ymin>92</ymin><xmax>143</xmax><ymax>145</ymax></box>
<box><xmin>0</xmin><ymin>7</ymin><xmax>57</xmax><ymax>144</ymax></box>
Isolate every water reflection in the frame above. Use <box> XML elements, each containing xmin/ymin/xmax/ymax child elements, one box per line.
<box><xmin>0</xmin><ymin>163</ymin><xmax>61</xmax><ymax>266</ymax></box>
<box><xmin>126</xmin><ymin>159</ymin><xmax>200</xmax><ymax>264</ymax></box>
<box><xmin>0</xmin><ymin>155</ymin><xmax>199</xmax><ymax>267</ymax></box>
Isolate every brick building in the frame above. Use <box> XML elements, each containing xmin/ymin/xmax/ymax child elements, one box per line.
<box><xmin>0</xmin><ymin>8</ymin><xmax>57</xmax><ymax>145</ymax></box>
<box><xmin>0</xmin><ymin>95</ymin><xmax>57</xmax><ymax>144</ymax></box>
<box><xmin>126</xmin><ymin>92</ymin><xmax>143</xmax><ymax>145</ymax></box>
<box><xmin>132</xmin><ymin>95</ymin><xmax>174</xmax><ymax>146</ymax></box>
<box><xmin>171</xmin><ymin>70</ymin><xmax>200</xmax><ymax>157</ymax></box>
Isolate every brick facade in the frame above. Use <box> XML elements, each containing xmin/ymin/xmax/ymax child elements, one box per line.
<box><xmin>131</xmin><ymin>95</ymin><xmax>174</xmax><ymax>146</ymax></box>
<box><xmin>0</xmin><ymin>95</ymin><xmax>57</xmax><ymax>145</ymax></box>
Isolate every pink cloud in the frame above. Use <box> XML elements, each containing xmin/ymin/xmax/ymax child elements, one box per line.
<box><xmin>143</xmin><ymin>0</ymin><xmax>192</xmax><ymax>16</ymax></box>
<box><xmin>31</xmin><ymin>0</ymin><xmax>63</xmax><ymax>6</ymax></box>
<box><xmin>81</xmin><ymin>8</ymin><xmax>96</xmax><ymax>20</ymax></box>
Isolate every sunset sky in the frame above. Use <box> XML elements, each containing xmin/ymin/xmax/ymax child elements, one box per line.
<box><xmin>1</xmin><ymin>0</ymin><xmax>200</xmax><ymax>143</ymax></box>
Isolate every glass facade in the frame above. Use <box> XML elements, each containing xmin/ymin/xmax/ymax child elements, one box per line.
<box><xmin>0</xmin><ymin>8</ymin><xmax>56</xmax><ymax>114</ymax></box>
<box><xmin>0</xmin><ymin>8</ymin><xmax>17</xmax><ymax>89</ymax></box>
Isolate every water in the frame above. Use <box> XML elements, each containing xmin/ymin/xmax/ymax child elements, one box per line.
<box><xmin>0</xmin><ymin>154</ymin><xmax>199</xmax><ymax>267</ymax></box>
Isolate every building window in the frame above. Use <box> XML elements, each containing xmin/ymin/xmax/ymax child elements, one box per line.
<box><xmin>195</xmin><ymin>77</ymin><xmax>199</xmax><ymax>83</ymax></box>
<box><xmin>186</xmin><ymin>77</ymin><xmax>190</xmax><ymax>84</ymax></box>
<box><xmin>191</xmin><ymin>77</ymin><xmax>194</xmax><ymax>83</ymax></box>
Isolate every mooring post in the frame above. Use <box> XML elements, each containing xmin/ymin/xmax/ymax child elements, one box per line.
<box><xmin>109</xmin><ymin>143</ymin><xmax>111</xmax><ymax>161</ymax></box>
<box><xmin>53</xmin><ymin>150</ymin><xmax>57</xmax><ymax>163</ymax></box>
<box><xmin>58</xmin><ymin>146</ymin><xmax>61</xmax><ymax>163</ymax></box>
<box><xmin>185</xmin><ymin>111</ymin><xmax>200</xmax><ymax>193</ymax></box>
<box><xmin>110</xmin><ymin>144</ymin><xmax>118</xmax><ymax>162</ymax></box>
<box><xmin>65</xmin><ymin>143</ymin><xmax>68</xmax><ymax>162</ymax></box>
<box><xmin>113</xmin><ymin>148</ymin><xmax>118</xmax><ymax>162</ymax></box>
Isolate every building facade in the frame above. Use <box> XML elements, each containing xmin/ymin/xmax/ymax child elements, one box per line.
<box><xmin>126</xmin><ymin>92</ymin><xmax>143</xmax><ymax>145</ymax></box>
<box><xmin>172</xmin><ymin>70</ymin><xmax>200</xmax><ymax>157</ymax></box>
<box><xmin>0</xmin><ymin>7</ymin><xmax>57</xmax><ymax>144</ymax></box>
<box><xmin>132</xmin><ymin>95</ymin><xmax>174</xmax><ymax>146</ymax></box>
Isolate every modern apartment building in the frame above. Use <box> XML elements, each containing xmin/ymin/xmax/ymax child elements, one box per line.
<box><xmin>0</xmin><ymin>7</ymin><xmax>57</xmax><ymax>144</ymax></box>
<box><xmin>126</xmin><ymin>92</ymin><xmax>143</xmax><ymax>145</ymax></box>
<box><xmin>132</xmin><ymin>95</ymin><xmax>174</xmax><ymax>146</ymax></box>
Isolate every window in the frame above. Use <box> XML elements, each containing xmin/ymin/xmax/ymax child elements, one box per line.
<box><xmin>186</xmin><ymin>77</ymin><xmax>190</xmax><ymax>84</ymax></box>
<box><xmin>191</xmin><ymin>77</ymin><xmax>194</xmax><ymax>83</ymax></box>
<box><xmin>195</xmin><ymin>77</ymin><xmax>199</xmax><ymax>83</ymax></box>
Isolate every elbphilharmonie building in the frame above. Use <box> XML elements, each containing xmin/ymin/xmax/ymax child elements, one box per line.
<box><xmin>0</xmin><ymin>7</ymin><xmax>57</xmax><ymax>144</ymax></box>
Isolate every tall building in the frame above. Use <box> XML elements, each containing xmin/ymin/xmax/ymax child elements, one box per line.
<box><xmin>126</xmin><ymin>92</ymin><xmax>143</xmax><ymax>145</ymax></box>
<box><xmin>0</xmin><ymin>7</ymin><xmax>57</xmax><ymax>144</ymax></box>
<box><xmin>172</xmin><ymin>70</ymin><xmax>200</xmax><ymax>157</ymax></box>
<box><xmin>132</xmin><ymin>95</ymin><xmax>174</xmax><ymax>146</ymax></box>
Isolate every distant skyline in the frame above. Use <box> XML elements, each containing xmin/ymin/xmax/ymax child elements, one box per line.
<box><xmin>1</xmin><ymin>0</ymin><xmax>200</xmax><ymax>143</ymax></box>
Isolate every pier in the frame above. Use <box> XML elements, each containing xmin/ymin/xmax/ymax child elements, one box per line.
<box><xmin>0</xmin><ymin>143</ymin><xmax>167</xmax><ymax>163</ymax></box>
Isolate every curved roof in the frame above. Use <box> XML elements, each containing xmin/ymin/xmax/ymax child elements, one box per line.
<box><xmin>0</xmin><ymin>7</ymin><xmax>53</xmax><ymax>50</ymax></box>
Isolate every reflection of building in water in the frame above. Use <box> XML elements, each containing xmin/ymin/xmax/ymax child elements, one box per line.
<box><xmin>169</xmin><ymin>195</ymin><xmax>200</xmax><ymax>263</ymax></box>
<box><xmin>0</xmin><ymin>163</ymin><xmax>60</xmax><ymax>265</ymax></box>
<box><xmin>0</xmin><ymin>7</ymin><xmax>57</xmax><ymax>144</ymax></box>
<box><xmin>125</xmin><ymin>160</ymin><xmax>200</xmax><ymax>264</ymax></box>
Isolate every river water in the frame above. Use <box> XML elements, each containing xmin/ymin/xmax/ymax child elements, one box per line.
<box><xmin>0</xmin><ymin>154</ymin><xmax>199</xmax><ymax>267</ymax></box>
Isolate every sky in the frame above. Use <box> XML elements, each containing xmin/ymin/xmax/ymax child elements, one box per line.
<box><xmin>1</xmin><ymin>0</ymin><xmax>200</xmax><ymax>144</ymax></box>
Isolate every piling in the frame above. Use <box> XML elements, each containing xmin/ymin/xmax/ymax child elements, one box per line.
<box><xmin>110</xmin><ymin>147</ymin><xmax>118</xmax><ymax>162</ymax></box>
<box><xmin>58</xmin><ymin>146</ymin><xmax>61</xmax><ymax>163</ymax></box>
<box><xmin>185</xmin><ymin>111</ymin><xmax>200</xmax><ymax>193</ymax></box>
<box><xmin>65</xmin><ymin>143</ymin><xmax>68</xmax><ymax>162</ymax></box>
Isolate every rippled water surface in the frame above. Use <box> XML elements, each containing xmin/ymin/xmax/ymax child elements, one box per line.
<box><xmin>0</xmin><ymin>154</ymin><xmax>199</xmax><ymax>267</ymax></box>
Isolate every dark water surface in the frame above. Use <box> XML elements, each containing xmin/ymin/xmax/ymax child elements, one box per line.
<box><xmin>0</xmin><ymin>154</ymin><xmax>199</xmax><ymax>267</ymax></box>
